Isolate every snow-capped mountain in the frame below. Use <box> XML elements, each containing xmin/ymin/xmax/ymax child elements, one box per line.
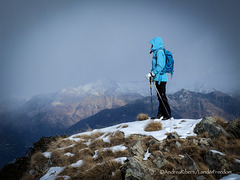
<box><xmin>191</xmin><ymin>82</ymin><xmax>216</xmax><ymax>94</ymax></box>
<box><xmin>58</xmin><ymin>79</ymin><xmax>150</xmax><ymax>97</ymax></box>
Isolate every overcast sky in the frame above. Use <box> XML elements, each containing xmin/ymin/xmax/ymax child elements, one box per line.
<box><xmin>0</xmin><ymin>0</ymin><xmax>240</xmax><ymax>99</ymax></box>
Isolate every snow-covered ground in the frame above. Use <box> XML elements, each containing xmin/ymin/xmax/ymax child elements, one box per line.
<box><xmin>40</xmin><ymin>118</ymin><xmax>240</xmax><ymax>180</ymax></box>
<box><xmin>70</xmin><ymin>118</ymin><xmax>202</xmax><ymax>142</ymax></box>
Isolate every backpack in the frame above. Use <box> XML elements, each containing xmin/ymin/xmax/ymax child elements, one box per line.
<box><xmin>159</xmin><ymin>49</ymin><xmax>174</xmax><ymax>77</ymax></box>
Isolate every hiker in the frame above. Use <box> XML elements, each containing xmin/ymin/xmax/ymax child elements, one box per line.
<box><xmin>146</xmin><ymin>37</ymin><xmax>172</xmax><ymax>120</ymax></box>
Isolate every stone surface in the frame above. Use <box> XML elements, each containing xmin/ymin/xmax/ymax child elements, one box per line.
<box><xmin>204</xmin><ymin>150</ymin><xmax>240</xmax><ymax>179</ymax></box>
<box><xmin>166</xmin><ymin>132</ymin><xmax>179</xmax><ymax>140</ymax></box>
<box><xmin>183</xmin><ymin>154</ymin><xmax>199</xmax><ymax>171</ymax></box>
<box><xmin>226</xmin><ymin>120</ymin><xmax>240</xmax><ymax>138</ymax></box>
<box><xmin>193</xmin><ymin>117</ymin><xmax>230</xmax><ymax>137</ymax></box>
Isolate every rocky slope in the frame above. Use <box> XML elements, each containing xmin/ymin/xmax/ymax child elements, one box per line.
<box><xmin>1</xmin><ymin>116</ymin><xmax>240</xmax><ymax>180</ymax></box>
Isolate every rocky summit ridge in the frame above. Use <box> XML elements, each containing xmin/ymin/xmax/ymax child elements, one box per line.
<box><xmin>1</xmin><ymin>116</ymin><xmax>240</xmax><ymax>180</ymax></box>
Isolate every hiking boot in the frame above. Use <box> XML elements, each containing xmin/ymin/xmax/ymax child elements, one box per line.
<box><xmin>162</xmin><ymin>116</ymin><xmax>171</xmax><ymax>120</ymax></box>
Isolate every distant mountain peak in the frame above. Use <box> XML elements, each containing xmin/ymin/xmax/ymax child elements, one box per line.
<box><xmin>192</xmin><ymin>82</ymin><xmax>216</xmax><ymax>94</ymax></box>
<box><xmin>59</xmin><ymin>79</ymin><xmax>117</xmax><ymax>97</ymax></box>
<box><xmin>58</xmin><ymin>79</ymin><xmax>149</xmax><ymax>97</ymax></box>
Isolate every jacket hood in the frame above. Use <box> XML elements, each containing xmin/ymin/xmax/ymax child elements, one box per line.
<box><xmin>150</xmin><ymin>37</ymin><xmax>164</xmax><ymax>52</ymax></box>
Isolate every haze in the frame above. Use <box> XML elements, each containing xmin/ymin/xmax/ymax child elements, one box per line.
<box><xmin>1</xmin><ymin>0</ymin><xmax>240</xmax><ymax>99</ymax></box>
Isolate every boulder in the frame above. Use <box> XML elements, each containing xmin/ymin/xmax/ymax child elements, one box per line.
<box><xmin>121</xmin><ymin>135</ymin><xmax>156</xmax><ymax>180</ymax></box>
<box><xmin>183</xmin><ymin>154</ymin><xmax>199</xmax><ymax>171</ymax></box>
<box><xmin>151</xmin><ymin>151</ymin><xmax>166</xmax><ymax>168</ymax></box>
<box><xmin>204</xmin><ymin>150</ymin><xmax>240</xmax><ymax>179</ymax></box>
<box><xmin>226</xmin><ymin>120</ymin><xmax>240</xmax><ymax>138</ymax></box>
<box><xmin>193</xmin><ymin>117</ymin><xmax>230</xmax><ymax>138</ymax></box>
<box><xmin>166</xmin><ymin>132</ymin><xmax>179</xmax><ymax>140</ymax></box>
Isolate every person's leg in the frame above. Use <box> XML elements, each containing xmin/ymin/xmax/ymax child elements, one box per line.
<box><xmin>157</xmin><ymin>82</ymin><xmax>171</xmax><ymax>119</ymax></box>
<box><xmin>155</xmin><ymin>82</ymin><xmax>163</xmax><ymax>118</ymax></box>
<box><xmin>150</xmin><ymin>81</ymin><xmax>163</xmax><ymax>119</ymax></box>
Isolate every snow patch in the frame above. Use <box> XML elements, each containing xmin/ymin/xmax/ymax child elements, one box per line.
<box><xmin>210</xmin><ymin>150</ymin><xmax>225</xmax><ymax>156</ymax></box>
<box><xmin>103</xmin><ymin>145</ymin><xmax>127</xmax><ymax>153</ymax></box>
<box><xmin>40</xmin><ymin>167</ymin><xmax>65</xmax><ymax>180</ymax></box>
<box><xmin>219</xmin><ymin>174</ymin><xmax>240</xmax><ymax>180</ymax></box>
<box><xmin>65</xmin><ymin>152</ymin><xmax>75</xmax><ymax>157</ymax></box>
<box><xmin>93</xmin><ymin>150</ymin><xmax>99</xmax><ymax>159</ymax></box>
<box><xmin>143</xmin><ymin>148</ymin><xmax>151</xmax><ymax>161</ymax></box>
<box><xmin>42</xmin><ymin>152</ymin><xmax>52</xmax><ymax>159</ymax></box>
<box><xmin>58</xmin><ymin>144</ymin><xmax>75</xmax><ymax>150</ymax></box>
<box><xmin>235</xmin><ymin>159</ymin><xmax>240</xmax><ymax>164</ymax></box>
<box><xmin>70</xmin><ymin>160</ymin><xmax>83</xmax><ymax>167</ymax></box>
<box><xmin>85</xmin><ymin>139</ymin><xmax>91</xmax><ymax>146</ymax></box>
<box><xmin>113</xmin><ymin>157</ymin><xmax>127</xmax><ymax>164</ymax></box>
<box><xmin>70</xmin><ymin>118</ymin><xmax>202</xmax><ymax>142</ymax></box>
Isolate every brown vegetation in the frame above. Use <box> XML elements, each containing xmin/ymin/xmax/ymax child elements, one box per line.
<box><xmin>136</xmin><ymin>113</ymin><xmax>149</xmax><ymax>121</ymax></box>
<box><xmin>213</xmin><ymin>115</ymin><xmax>227</xmax><ymax>128</ymax></box>
<box><xmin>144</xmin><ymin>121</ymin><xmax>162</xmax><ymax>131</ymax></box>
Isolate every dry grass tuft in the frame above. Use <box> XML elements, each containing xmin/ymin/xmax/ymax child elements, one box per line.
<box><xmin>211</xmin><ymin>135</ymin><xmax>240</xmax><ymax>159</ymax></box>
<box><xmin>70</xmin><ymin>148</ymin><xmax>94</xmax><ymax>165</ymax></box>
<box><xmin>30</xmin><ymin>151</ymin><xmax>48</xmax><ymax>172</ymax></box>
<box><xmin>197</xmin><ymin>131</ymin><xmax>210</xmax><ymax>138</ymax></box>
<box><xmin>77</xmin><ymin>131</ymin><xmax>104</xmax><ymax>141</ymax></box>
<box><xmin>144</xmin><ymin>121</ymin><xmax>162</xmax><ymax>131</ymax></box>
<box><xmin>57</xmin><ymin>139</ymin><xmax>74</xmax><ymax>148</ymax></box>
<box><xmin>109</xmin><ymin>131</ymin><xmax>125</xmax><ymax>146</ymax></box>
<box><xmin>212</xmin><ymin>135</ymin><xmax>228</xmax><ymax>149</ymax></box>
<box><xmin>89</xmin><ymin>139</ymin><xmax>110</xmax><ymax>150</ymax></box>
<box><xmin>59</xmin><ymin>166</ymin><xmax>79</xmax><ymax>179</ymax></box>
<box><xmin>47</xmin><ymin>137</ymin><xmax>65</xmax><ymax>151</ymax></box>
<box><xmin>213</xmin><ymin>116</ymin><xmax>227</xmax><ymax>128</ymax></box>
<box><xmin>121</xmin><ymin>124</ymin><xmax>129</xmax><ymax>128</ymax></box>
<box><xmin>125</xmin><ymin>134</ymin><xmax>138</xmax><ymax>148</ymax></box>
<box><xmin>116</xmin><ymin>124</ymin><xmax>128</xmax><ymax>129</ymax></box>
<box><xmin>22</xmin><ymin>152</ymin><xmax>49</xmax><ymax>180</ymax></box>
<box><xmin>114</xmin><ymin>149</ymin><xmax>130</xmax><ymax>158</ymax></box>
<box><xmin>75</xmin><ymin>160</ymin><xmax>122</xmax><ymax>180</ymax></box>
<box><xmin>51</xmin><ymin>149</ymin><xmax>70</xmax><ymax>167</ymax></box>
<box><xmin>137</xmin><ymin>113</ymin><xmax>149</xmax><ymax>121</ymax></box>
<box><xmin>61</xmin><ymin>142</ymin><xmax>87</xmax><ymax>155</ymax></box>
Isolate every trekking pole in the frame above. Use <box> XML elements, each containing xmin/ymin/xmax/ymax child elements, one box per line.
<box><xmin>149</xmin><ymin>78</ymin><xmax>153</xmax><ymax>117</ymax></box>
<box><xmin>153</xmin><ymin>83</ymin><xmax>170</xmax><ymax>118</ymax></box>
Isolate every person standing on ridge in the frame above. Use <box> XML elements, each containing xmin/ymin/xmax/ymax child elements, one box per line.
<box><xmin>146</xmin><ymin>37</ymin><xmax>171</xmax><ymax>120</ymax></box>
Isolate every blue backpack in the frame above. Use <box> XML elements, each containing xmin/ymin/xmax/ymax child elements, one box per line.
<box><xmin>159</xmin><ymin>49</ymin><xmax>174</xmax><ymax>77</ymax></box>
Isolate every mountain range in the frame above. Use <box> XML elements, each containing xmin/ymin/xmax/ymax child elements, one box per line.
<box><xmin>67</xmin><ymin>89</ymin><xmax>240</xmax><ymax>134</ymax></box>
<box><xmin>0</xmin><ymin>80</ymin><xmax>144</xmax><ymax>169</ymax></box>
<box><xmin>0</xmin><ymin>79</ymin><xmax>239</xmax><ymax>169</ymax></box>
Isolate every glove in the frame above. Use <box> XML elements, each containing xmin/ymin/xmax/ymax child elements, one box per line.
<box><xmin>145</xmin><ymin>72</ymin><xmax>155</xmax><ymax>80</ymax></box>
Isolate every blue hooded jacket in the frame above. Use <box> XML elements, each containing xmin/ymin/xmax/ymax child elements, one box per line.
<box><xmin>150</xmin><ymin>37</ymin><xmax>168</xmax><ymax>83</ymax></box>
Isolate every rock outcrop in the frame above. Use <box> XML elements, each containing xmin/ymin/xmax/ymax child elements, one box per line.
<box><xmin>193</xmin><ymin>117</ymin><xmax>230</xmax><ymax>137</ymax></box>
<box><xmin>120</xmin><ymin>117</ymin><xmax>240</xmax><ymax>180</ymax></box>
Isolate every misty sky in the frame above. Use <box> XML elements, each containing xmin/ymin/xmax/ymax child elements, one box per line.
<box><xmin>1</xmin><ymin>0</ymin><xmax>240</xmax><ymax>99</ymax></box>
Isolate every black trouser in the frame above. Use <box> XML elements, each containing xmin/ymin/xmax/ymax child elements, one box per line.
<box><xmin>155</xmin><ymin>81</ymin><xmax>171</xmax><ymax>118</ymax></box>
